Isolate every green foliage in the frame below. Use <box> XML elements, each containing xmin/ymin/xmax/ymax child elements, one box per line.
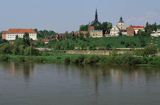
<box><xmin>37</xmin><ymin>30</ymin><xmax>56</xmax><ymax>38</ymax></box>
<box><xmin>96</xmin><ymin>22</ymin><xmax>112</xmax><ymax>33</ymax></box>
<box><xmin>143</xmin><ymin>44</ymin><xmax>157</xmax><ymax>56</ymax></box>
<box><xmin>80</xmin><ymin>25</ymin><xmax>88</xmax><ymax>31</ymax></box>
<box><xmin>0</xmin><ymin>36</ymin><xmax>39</xmax><ymax>55</ymax></box>
<box><xmin>145</xmin><ymin>22</ymin><xmax>158</xmax><ymax>35</ymax></box>
<box><xmin>0</xmin><ymin>43</ymin><xmax>11</xmax><ymax>54</ymax></box>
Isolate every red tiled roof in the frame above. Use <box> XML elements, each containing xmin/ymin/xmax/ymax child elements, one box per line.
<box><xmin>3</xmin><ymin>29</ymin><xmax>36</xmax><ymax>34</ymax></box>
<box><xmin>130</xmin><ymin>26</ymin><xmax>144</xmax><ymax>29</ymax></box>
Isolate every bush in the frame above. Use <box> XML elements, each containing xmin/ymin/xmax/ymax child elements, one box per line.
<box><xmin>143</xmin><ymin>44</ymin><xmax>157</xmax><ymax>56</ymax></box>
<box><xmin>0</xmin><ymin>55</ymin><xmax>9</xmax><ymax>61</ymax></box>
<box><xmin>71</xmin><ymin>55</ymin><xmax>85</xmax><ymax>64</ymax></box>
<box><xmin>84</xmin><ymin>56</ymin><xmax>100</xmax><ymax>64</ymax></box>
<box><xmin>64</xmin><ymin>57</ymin><xmax>71</xmax><ymax>64</ymax></box>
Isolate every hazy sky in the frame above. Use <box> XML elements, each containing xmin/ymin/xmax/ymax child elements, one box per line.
<box><xmin>0</xmin><ymin>0</ymin><xmax>160</xmax><ymax>32</ymax></box>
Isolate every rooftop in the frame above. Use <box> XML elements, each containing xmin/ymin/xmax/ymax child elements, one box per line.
<box><xmin>3</xmin><ymin>29</ymin><xmax>37</xmax><ymax>34</ymax></box>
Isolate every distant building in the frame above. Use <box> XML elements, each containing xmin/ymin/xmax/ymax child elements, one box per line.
<box><xmin>116</xmin><ymin>17</ymin><xmax>127</xmax><ymax>35</ymax></box>
<box><xmin>126</xmin><ymin>26</ymin><xmax>135</xmax><ymax>36</ymax></box>
<box><xmin>89</xmin><ymin>30</ymin><xmax>103</xmax><ymax>38</ymax></box>
<box><xmin>88</xmin><ymin>25</ymin><xmax>95</xmax><ymax>32</ymax></box>
<box><xmin>90</xmin><ymin>9</ymin><xmax>101</xmax><ymax>27</ymax></box>
<box><xmin>151</xmin><ymin>29</ymin><xmax>160</xmax><ymax>37</ymax></box>
<box><xmin>2</xmin><ymin>29</ymin><xmax>37</xmax><ymax>41</ymax></box>
<box><xmin>131</xmin><ymin>26</ymin><xmax>144</xmax><ymax>34</ymax></box>
<box><xmin>88</xmin><ymin>9</ymin><xmax>103</xmax><ymax>38</ymax></box>
<box><xmin>110</xmin><ymin>26</ymin><xmax>120</xmax><ymax>37</ymax></box>
<box><xmin>109</xmin><ymin>17</ymin><xmax>127</xmax><ymax>36</ymax></box>
<box><xmin>127</xmin><ymin>26</ymin><xmax>145</xmax><ymax>36</ymax></box>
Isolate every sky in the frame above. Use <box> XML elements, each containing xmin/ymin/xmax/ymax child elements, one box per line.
<box><xmin>0</xmin><ymin>0</ymin><xmax>160</xmax><ymax>33</ymax></box>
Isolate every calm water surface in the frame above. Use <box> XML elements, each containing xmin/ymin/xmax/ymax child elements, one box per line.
<box><xmin>0</xmin><ymin>62</ymin><xmax>160</xmax><ymax>105</ymax></box>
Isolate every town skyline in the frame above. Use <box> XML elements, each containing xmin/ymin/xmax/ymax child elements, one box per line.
<box><xmin>0</xmin><ymin>0</ymin><xmax>160</xmax><ymax>32</ymax></box>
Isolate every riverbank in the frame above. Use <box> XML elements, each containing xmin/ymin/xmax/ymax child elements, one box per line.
<box><xmin>1</xmin><ymin>54</ymin><xmax>160</xmax><ymax>66</ymax></box>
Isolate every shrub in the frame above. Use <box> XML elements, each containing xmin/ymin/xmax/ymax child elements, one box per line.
<box><xmin>64</xmin><ymin>57</ymin><xmax>71</xmax><ymax>64</ymax></box>
<box><xmin>143</xmin><ymin>44</ymin><xmax>157</xmax><ymax>56</ymax></box>
<box><xmin>0</xmin><ymin>55</ymin><xmax>9</xmax><ymax>61</ymax></box>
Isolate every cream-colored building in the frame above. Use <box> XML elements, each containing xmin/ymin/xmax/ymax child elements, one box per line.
<box><xmin>90</xmin><ymin>30</ymin><xmax>103</xmax><ymax>38</ymax></box>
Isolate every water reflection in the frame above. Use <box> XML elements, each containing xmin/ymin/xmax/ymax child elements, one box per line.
<box><xmin>0</xmin><ymin>63</ymin><xmax>160</xmax><ymax>105</ymax></box>
<box><xmin>0</xmin><ymin>63</ymin><xmax>160</xmax><ymax>94</ymax></box>
<box><xmin>75</xmin><ymin>65</ymin><xmax>160</xmax><ymax>95</ymax></box>
<box><xmin>0</xmin><ymin>62</ymin><xmax>34</xmax><ymax>81</ymax></box>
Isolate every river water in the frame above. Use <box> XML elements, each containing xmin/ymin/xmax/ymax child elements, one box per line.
<box><xmin>0</xmin><ymin>62</ymin><xmax>160</xmax><ymax>105</ymax></box>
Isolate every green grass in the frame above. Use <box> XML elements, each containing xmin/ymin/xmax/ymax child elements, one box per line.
<box><xmin>1</xmin><ymin>53</ymin><xmax>160</xmax><ymax>67</ymax></box>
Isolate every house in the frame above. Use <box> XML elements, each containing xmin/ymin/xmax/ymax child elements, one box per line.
<box><xmin>2</xmin><ymin>29</ymin><xmax>37</xmax><ymax>41</ymax></box>
<box><xmin>127</xmin><ymin>26</ymin><xmax>145</xmax><ymax>36</ymax></box>
<box><xmin>131</xmin><ymin>26</ymin><xmax>144</xmax><ymax>34</ymax></box>
<box><xmin>110</xmin><ymin>26</ymin><xmax>120</xmax><ymax>37</ymax></box>
<box><xmin>89</xmin><ymin>30</ymin><xmax>103</xmax><ymax>38</ymax></box>
<box><xmin>151</xmin><ymin>29</ymin><xmax>160</xmax><ymax>37</ymax></box>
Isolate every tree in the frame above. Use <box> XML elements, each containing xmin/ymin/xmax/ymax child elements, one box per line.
<box><xmin>23</xmin><ymin>32</ymin><xmax>30</xmax><ymax>46</ymax></box>
<box><xmin>0</xmin><ymin>43</ymin><xmax>11</xmax><ymax>54</ymax></box>
<box><xmin>95</xmin><ymin>22</ymin><xmax>112</xmax><ymax>33</ymax></box>
<box><xmin>80</xmin><ymin>25</ymin><xmax>88</xmax><ymax>31</ymax></box>
<box><xmin>37</xmin><ymin>30</ymin><xmax>56</xmax><ymax>38</ymax></box>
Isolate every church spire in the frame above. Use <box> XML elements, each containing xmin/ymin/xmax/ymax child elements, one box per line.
<box><xmin>91</xmin><ymin>9</ymin><xmax>100</xmax><ymax>26</ymax></box>
<box><xmin>119</xmin><ymin>17</ymin><xmax>124</xmax><ymax>23</ymax></box>
<box><xmin>95</xmin><ymin>9</ymin><xmax>98</xmax><ymax>22</ymax></box>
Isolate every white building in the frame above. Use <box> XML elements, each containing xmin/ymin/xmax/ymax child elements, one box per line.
<box><xmin>116</xmin><ymin>17</ymin><xmax>127</xmax><ymax>35</ymax></box>
<box><xmin>2</xmin><ymin>29</ymin><xmax>37</xmax><ymax>41</ymax></box>
<box><xmin>110</xmin><ymin>26</ymin><xmax>120</xmax><ymax>37</ymax></box>
<box><xmin>151</xmin><ymin>29</ymin><xmax>160</xmax><ymax>37</ymax></box>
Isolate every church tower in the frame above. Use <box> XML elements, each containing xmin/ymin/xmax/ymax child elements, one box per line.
<box><xmin>91</xmin><ymin>9</ymin><xmax>101</xmax><ymax>26</ymax></box>
<box><xmin>95</xmin><ymin>9</ymin><xmax>98</xmax><ymax>23</ymax></box>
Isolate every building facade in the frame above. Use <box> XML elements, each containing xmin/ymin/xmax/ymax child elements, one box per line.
<box><xmin>110</xmin><ymin>26</ymin><xmax>120</xmax><ymax>37</ymax></box>
<box><xmin>89</xmin><ymin>30</ymin><xmax>103</xmax><ymax>38</ymax></box>
<box><xmin>126</xmin><ymin>26</ymin><xmax>135</xmax><ymax>36</ymax></box>
<box><xmin>131</xmin><ymin>26</ymin><xmax>144</xmax><ymax>34</ymax></box>
<box><xmin>2</xmin><ymin>29</ymin><xmax>37</xmax><ymax>41</ymax></box>
<box><xmin>127</xmin><ymin>26</ymin><xmax>144</xmax><ymax>36</ymax></box>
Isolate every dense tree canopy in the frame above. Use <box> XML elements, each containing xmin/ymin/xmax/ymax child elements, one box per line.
<box><xmin>37</xmin><ymin>29</ymin><xmax>56</xmax><ymax>38</ymax></box>
<box><xmin>80</xmin><ymin>25</ymin><xmax>88</xmax><ymax>31</ymax></box>
<box><xmin>95</xmin><ymin>22</ymin><xmax>112</xmax><ymax>33</ymax></box>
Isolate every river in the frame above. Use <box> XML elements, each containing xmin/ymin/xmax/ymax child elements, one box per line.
<box><xmin>0</xmin><ymin>62</ymin><xmax>160</xmax><ymax>105</ymax></box>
